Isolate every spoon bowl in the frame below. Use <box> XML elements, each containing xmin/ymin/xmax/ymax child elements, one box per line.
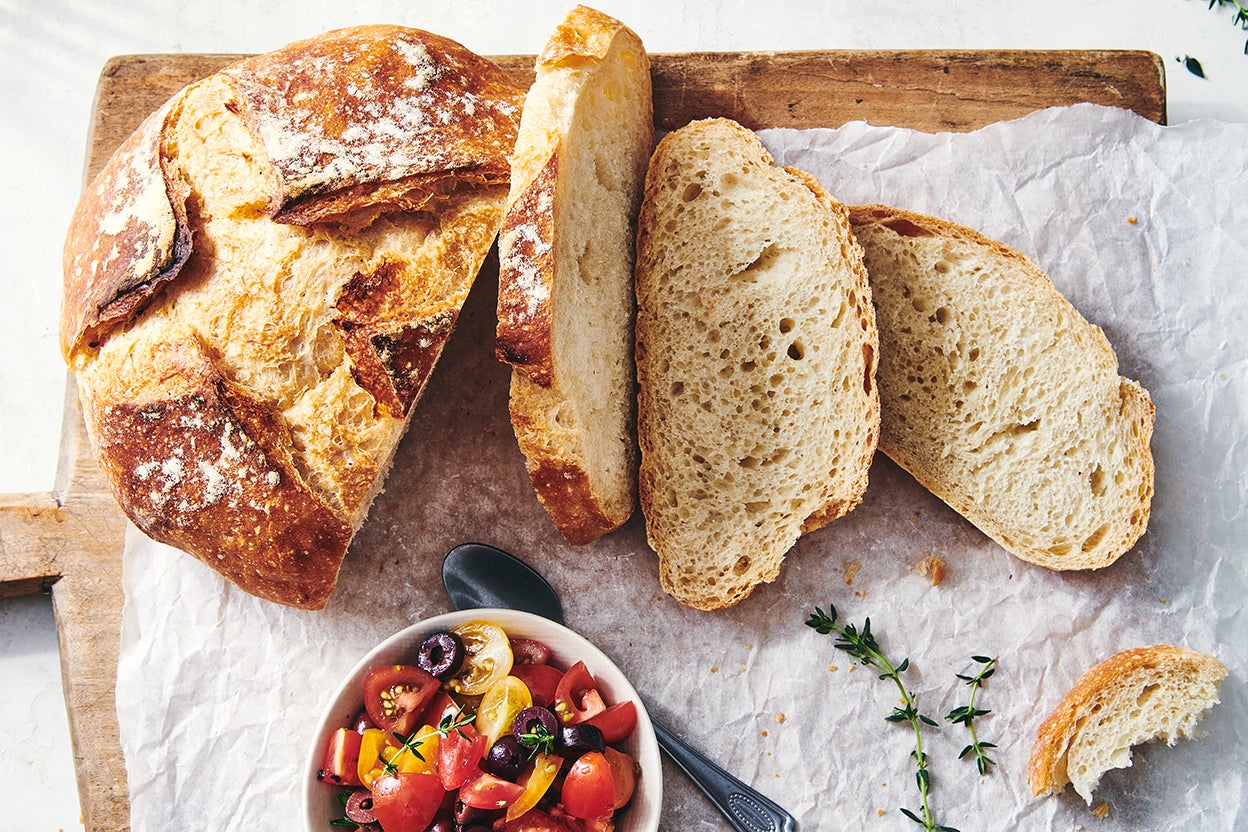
<box><xmin>442</xmin><ymin>542</ymin><xmax>797</xmax><ymax>832</ymax></box>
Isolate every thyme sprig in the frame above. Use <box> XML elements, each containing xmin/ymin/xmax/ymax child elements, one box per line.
<box><xmin>807</xmin><ymin>605</ymin><xmax>959</xmax><ymax>832</ymax></box>
<box><xmin>945</xmin><ymin>656</ymin><xmax>997</xmax><ymax>776</ymax></box>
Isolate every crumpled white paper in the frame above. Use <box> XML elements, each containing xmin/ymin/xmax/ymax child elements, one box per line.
<box><xmin>117</xmin><ymin>104</ymin><xmax>1247</xmax><ymax>832</ymax></box>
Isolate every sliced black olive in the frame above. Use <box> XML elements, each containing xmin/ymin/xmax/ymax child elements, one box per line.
<box><xmin>416</xmin><ymin>631</ymin><xmax>465</xmax><ymax>679</ymax></box>
<box><xmin>557</xmin><ymin>723</ymin><xmax>605</xmax><ymax>758</ymax></box>
<box><xmin>484</xmin><ymin>734</ymin><xmax>527</xmax><ymax>781</ymax></box>
<box><xmin>512</xmin><ymin>706</ymin><xmax>559</xmax><ymax>741</ymax></box>
<box><xmin>454</xmin><ymin>799</ymin><xmax>498</xmax><ymax>827</ymax></box>
<box><xmin>344</xmin><ymin>788</ymin><xmax>377</xmax><ymax>824</ymax></box>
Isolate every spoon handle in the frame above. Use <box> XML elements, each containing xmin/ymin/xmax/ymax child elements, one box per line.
<box><xmin>651</xmin><ymin>717</ymin><xmax>797</xmax><ymax>832</ymax></box>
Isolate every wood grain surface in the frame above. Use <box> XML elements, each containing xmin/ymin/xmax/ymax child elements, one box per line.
<box><xmin>0</xmin><ymin>48</ymin><xmax>1165</xmax><ymax>831</ymax></box>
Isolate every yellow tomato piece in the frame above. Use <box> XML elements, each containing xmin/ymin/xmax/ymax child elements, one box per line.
<box><xmin>357</xmin><ymin>728</ymin><xmax>389</xmax><ymax>787</ymax></box>
<box><xmin>476</xmin><ymin>676</ymin><xmax>533</xmax><ymax>746</ymax></box>
<box><xmin>449</xmin><ymin>621</ymin><xmax>514</xmax><ymax>696</ymax></box>
<box><xmin>505</xmin><ymin>751</ymin><xmax>561</xmax><ymax>822</ymax></box>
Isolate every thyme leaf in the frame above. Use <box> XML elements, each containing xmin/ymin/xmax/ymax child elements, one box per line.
<box><xmin>437</xmin><ymin>707</ymin><xmax>477</xmax><ymax>740</ymax></box>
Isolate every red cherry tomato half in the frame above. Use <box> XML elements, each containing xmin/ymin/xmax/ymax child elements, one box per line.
<box><xmin>363</xmin><ymin>665</ymin><xmax>440</xmax><ymax>736</ymax></box>
<box><xmin>318</xmin><ymin>727</ymin><xmax>363</xmax><ymax>787</ymax></box>
<box><xmin>560</xmin><ymin>751</ymin><xmax>616</xmax><ymax>820</ymax></box>
<box><xmin>582</xmin><ymin>701</ymin><xmax>637</xmax><ymax>744</ymax></box>
<box><xmin>553</xmin><ymin>662</ymin><xmax>606</xmax><ymax>725</ymax></box>
<box><xmin>459</xmin><ymin>771</ymin><xmax>525</xmax><ymax>809</ymax></box>
<box><xmin>437</xmin><ymin>722</ymin><xmax>488</xmax><ymax>791</ymax></box>
<box><xmin>510</xmin><ymin>663</ymin><xmax>563</xmax><ymax>708</ymax></box>
<box><xmin>370</xmin><ymin>771</ymin><xmax>443</xmax><ymax>832</ymax></box>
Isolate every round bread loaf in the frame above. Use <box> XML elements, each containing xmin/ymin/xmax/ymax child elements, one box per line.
<box><xmin>60</xmin><ymin>26</ymin><xmax>524</xmax><ymax>609</ymax></box>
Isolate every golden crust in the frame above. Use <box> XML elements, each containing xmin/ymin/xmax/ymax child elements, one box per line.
<box><xmin>536</xmin><ymin>5</ymin><xmax>624</xmax><ymax>70</ymax></box>
<box><xmin>507</xmin><ymin>376</ymin><xmax>629</xmax><ymax>545</ymax></box>
<box><xmin>81</xmin><ymin>337</ymin><xmax>350</xmax><ymax>609</ymax></box>
<box><xmin>1026</xmin><ymin>645</ymin><xmax>1228</xmax><ymax>798</ymax></box>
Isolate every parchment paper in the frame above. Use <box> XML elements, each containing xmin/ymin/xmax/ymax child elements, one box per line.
<box><xmin>117</xmin><ymin>104</ymin><xmax>1248</xmax><ymax>831</ymax></box>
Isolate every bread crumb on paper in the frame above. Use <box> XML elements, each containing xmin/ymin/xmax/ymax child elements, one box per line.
<box><xmin>843</xmin><ymin>560</ymin><xmax>861</xmax><ymax>586</ymax></box>
<box><xmin>916</xmin><ymin>554</ymin><xmax>946</xmax><ymax>586</ymax></box>
<box><xmin>1091</xmin><ymin>802</ymin><xmax>1110</xmax><ymax>819</ymax></box>
<box><xmin>776</xmin><ymin>712</ymin><xmax>786</xmax><ymax>724</ymax></box>
<box><xmin>828</xmin><ymin>664</ymin><xmax>839</xmax><ymax>672</ymax></box>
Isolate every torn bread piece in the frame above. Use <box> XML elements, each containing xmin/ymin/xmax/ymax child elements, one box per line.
<box><xmin>1028</xmin><ymin>645</ymin><xmax>1227</xmax><ymax>803</ymax></box>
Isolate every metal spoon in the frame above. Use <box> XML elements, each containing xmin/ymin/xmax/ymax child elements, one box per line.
<box><xmin>442</xmin><ymin>542</ymin><xmax>797</xmax><ymax>832</ymax></box>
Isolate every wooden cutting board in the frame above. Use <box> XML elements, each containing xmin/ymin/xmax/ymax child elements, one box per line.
<box><xmin>0</xmin><ymin>48</ymin><xmax>1164</xmax><ymax>832</ymax></box>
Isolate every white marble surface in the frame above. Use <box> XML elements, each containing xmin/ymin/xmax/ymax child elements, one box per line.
<box><xmin>2</xmin><ymin>1</ymin><xmax>1246</xmax><ymax>829</ymax></box>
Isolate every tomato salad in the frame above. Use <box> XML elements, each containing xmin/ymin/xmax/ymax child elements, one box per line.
<box><xmin>316</xmin><ymin>621</ymin><xmax>641</xmax><ymax>832</ymax></box>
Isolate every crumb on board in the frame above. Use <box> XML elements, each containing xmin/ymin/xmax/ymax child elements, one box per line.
<box><xmin>710</xmin><ymin>666</ymin><xmax>718</xmax><ymax>673</ymax></box>
<box><xmin>1127</xmin><ymin>215</ymin><xmax>1138</xmax><ymax>224</ymax></box>
<box><xmin>828</xmin><ymin>664</ymin><xmax>839</xmax><ymax>672</ymax></box>
<box><xmin>877</xmin><ymin>809</ymin><xmax>885</xmax><ymax>817</ymax></box>
<box><xmin>1091</xmin><ymin>802</ymin><xmax>1110</xmax><ymax>819</ymax></box>
<box><xmin>843</xmin><ymin>560</ymin><xmax>861</xmax><ymax>586</ymax></box>
<box><xmin>761</xmin><ymin>730</ymin><xmax>769</xmax><ymax>737</ymax></box>
<box><xmin>916</xmin><ymin>554</ymin><xmax>946</xmax><ymax>585</ymax></box>
<box><xmin>776</xmin><ymin>713</ymin><xmax>786</xmax><ymax>724</ymax></box>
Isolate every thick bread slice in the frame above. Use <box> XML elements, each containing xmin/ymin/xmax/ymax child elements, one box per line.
<box><xmin>496</xmin><ymin>6</ymin><xmax>653</xmax><ymax>545</ymax></box>
<box><xmin>635</xmin><ymin>118</ymin><xmax>880</xmax><ymax>611</ymax></box>
<box><xmin>62</xmin><ymin>27</ymin><xmax>523</xmax><ymax>608</ymax></box>
<box><xmin>1027</xmin><ymin>645</ymin><xmax>1227</xmax><ymax>803</ymax></box>
<box><xmin>848</xmin><ymin>205</ymin><xmax>1155</xmax><ymax>570</ymax></box>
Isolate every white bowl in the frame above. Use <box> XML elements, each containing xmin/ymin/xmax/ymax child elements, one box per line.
<box><xmin>303</xmin><ymin>609</ymin><xmax>662</xmax><ymax>831</ymax></box>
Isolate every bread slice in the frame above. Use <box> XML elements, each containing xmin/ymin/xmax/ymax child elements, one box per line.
<box><xmin>1028</xmin><ymin>645</ymin><xmax>1227</xmax><ymax>803</ymax></box>
<box><xmin>62</xmin><ymin>27</ymin><xmax>524</xmax><ymax>608</ymax></box>
<box><xmin>848</xmin><ymin>205</ymin><xmax>1155</xmax><ymax>570</ymax></box>
<box><xmin>635</xmin><ymin>118</ymin><xmax>880</xmax><ymax>611</ymax></box>
<box><xmin>496</xmin><ymin>5</ymin><xmax>653</xmax><ymax>545</ymax></box>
